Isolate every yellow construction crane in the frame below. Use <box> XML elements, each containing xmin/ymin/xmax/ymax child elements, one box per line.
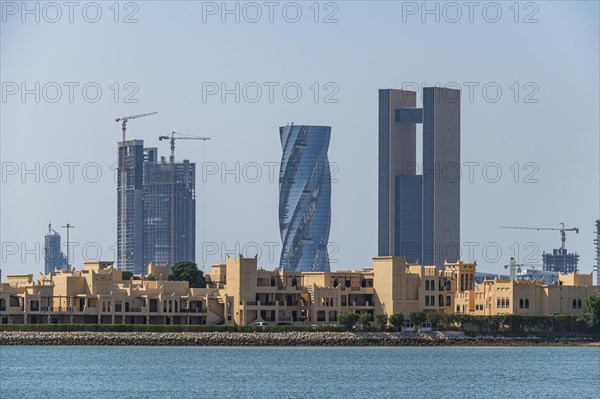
<box><xmin>114</xmin><ymin>111</ymin><xmax>158</xmax><ymax>270</ymax></box>
<box><xmin>501</xmin><ymin>223</ymin><xmax>579</xmax><ymax>250</ymax></box>
<box><xmin>158</xmin><ymin>132</ymin><xmax>210</xmax><ymax>268</ymax></box>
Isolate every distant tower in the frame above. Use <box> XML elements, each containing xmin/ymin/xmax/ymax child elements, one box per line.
<box><xmin>595</xmin><ymin>219</ymin><xmax>600</xmax><ymax>286</ymax></box>
<box><xmin>278</xmin><ymin>124</ymin><xmax>331</xmax><ymax>272</ymax></box>
<box><xmin>44</xmin><ymin>222</ymin><xmax>68</xmax><ymax>274</ymax></box>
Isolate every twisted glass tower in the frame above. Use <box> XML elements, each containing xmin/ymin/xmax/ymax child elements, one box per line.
<box><xmin>279</xmin><ymin>124</ymin><xmax>331</xmax><ymax>272</ymax></box>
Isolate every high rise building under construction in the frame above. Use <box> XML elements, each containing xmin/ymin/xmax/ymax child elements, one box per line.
<box><xmin>117</xmin><ymin>141</ymin><xmax>196</xmax><ymax>274</ymax></box>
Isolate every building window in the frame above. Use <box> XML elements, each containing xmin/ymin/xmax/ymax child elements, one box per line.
<box><xmin>425</xmin><ymin>296</ymin><xmax>430</xmax><ymax>306</ymax></box>
<box><xmin>497</xmin><ymin>298</ymin><xmax>501</xmax><ymax>308</ymax></box>
<box><xmin>577</xmin><ymin>299</ymin><xmax>582</xmax><ymax>309</ymax></box>
<box><xmin>439</xmin><ymin>295</ymin><xmax>444</xmax><ymax>306</ymax></box>
<box><xmin>501</xmin><ymin>299</ymin><xmax>506</xmax><ymax>308</ymax></box>
<box><xmin>519</xmin><ymin>299</ymin><xmax>524</xmax><ymax>309</ymax></box>
<box><xmin>572</xmin><ymin>299</ymin><xmax>577</xmax><ymax>309</ymax></box>
<box><xmin>439</xmin><ymin>280</ymin><xmax>444</xmax><ymax>291</ymax></box>
<box><xmin>446</xmin><ymin>296</ymin><xmax>451</xmax><ymax>307</ymax></box>
<box><xmin>425</xmin><ymin>280</ymin><xmax>430</xmax><ymax>291</ymax></box>
<box><xmin>525</xmin><ymin>299</ymin><xmax>529</xmax><ymax>309</ymax></box>
<box><xmin>431</xmin><ymin>295</ymin><xmax>435</xmax><ymax>306</ymax></box>
<box><xmin>446</xmin><ymin>281</ymin><xmax>451</xmax><ymax>291</ymax></box>
<box><xmin>456</xmin><ymin>305</ymin><xmax>460</xmax><ymax>313</ymax></box>
<box><xmin>431</xmin><ymin>280</ymin><xmax>435</xmax><ymax>291</ymax></box>
<box><xmin>506</xmin><ymin>299</ymin><xmax>510</xmax><ymax>308</ymax></box>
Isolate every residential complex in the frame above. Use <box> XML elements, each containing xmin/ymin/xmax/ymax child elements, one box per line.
<box><xmin>117</xmin><ymin>140</ymin><xmax>196</xmax><ymax>275</ymax></box>
<box><xmin>279</xmin><ymin>124</ymin><xmax>332</xmax><ymax>272</ymax></box>
<box><xmin>1</xmin><ymin>256</ymin><xmax>596</xmax><ymax>326</ymax></box>
<box><xmin>378</xmin><ymin>87</ymin><xmax>460</xmax><ymax>266</ymax></box>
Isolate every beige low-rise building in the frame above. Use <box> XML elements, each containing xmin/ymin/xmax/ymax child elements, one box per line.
<box><xmin>0</xmin><ymin>256</ymin><xmax>597</xmax><ymax>326</ymax></box>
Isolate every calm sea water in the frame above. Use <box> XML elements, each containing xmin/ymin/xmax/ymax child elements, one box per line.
<box><xmin>1</xmin><ymin>346</ymin><xmax>598</xmax><ymax>398</ymax></box>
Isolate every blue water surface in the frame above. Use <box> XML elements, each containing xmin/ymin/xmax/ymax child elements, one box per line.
<box><xmin>1</xmin><ymin>346</ymin><xmax>599</xmax><ymax>398</ymax></box>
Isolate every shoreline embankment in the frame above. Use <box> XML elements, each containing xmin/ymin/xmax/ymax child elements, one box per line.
<box><xmin>1</xmin><ymin>331</ymin><xmax>598</xmax><ymax>346</ymax></box>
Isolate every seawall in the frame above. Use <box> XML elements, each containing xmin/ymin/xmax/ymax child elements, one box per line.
<box><xmin>1</xmin><ymin>331</ymin><xmax>598</xmax><ymax>346</ymax></box>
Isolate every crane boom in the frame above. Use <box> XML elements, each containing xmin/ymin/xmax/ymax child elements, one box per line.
<box><xmin>501</xmin><ymin>223</ymin><xmax>579</xmax><ymax>250</ymax></box>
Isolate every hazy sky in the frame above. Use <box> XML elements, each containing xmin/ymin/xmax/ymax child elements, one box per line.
<box><xmin>1</xmin><ymin>1</ymin><xmax>599</xmax><ymax>280</ymax></box>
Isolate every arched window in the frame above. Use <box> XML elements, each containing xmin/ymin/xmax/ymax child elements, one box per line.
<box><xmin>497</xmin><ymin>298</ymin><xmax>501</xmax><ymax>308</ymax></box>
<box><xmin>525</xmin><ymin>299</ymin><xmax>529</xmax><ymax>309</ymax></box>
<box><xmin>446</xmin><ymin>280</ymin><xmax>451</xmax><ymax>291</ymax></box>
<box><xmin>501</xmin><ymin>299</ymin><xmax>506</xmax><ymax>308</ymax></box>
<box><xmin>572</xmin><ymin>299</ymin><xmax>577</xmax><ymax>309</ymax></box>
<box><xmin>431</xmin><ymin>280</ymin><xmax>435</xmax><ymax>291</ymax></box>
<box><xmin>439</xmin><ymin>294</ymin><xmax>444</xmax><ymax>306</ymax></box>
<box><xmin>102</xmin><ymin>301</ymin><xmax>106</xmax><ymax>312</ymax></box>
<box><xmin>506</xmin><ymin>299</ymin><xmax>510</xmax><ymax>308</ymax></box>
<box><xmin>425</xmin><ymin>280</ymin><xmax>430</xmax><ymax>291</ymax></box>
<box><xmin>577</xmin><ymin>299</ymin><xmax>582</xmax><ymax>309</ymax></box>
<box><xmin>333</xmin><ymin>279</ymin><xmax>339</xmax><ymax>287</ymax></box>
<box><xmin>519</xmin><ymin>299</ymin><xmax>524</xmax><ymax>309</ymax></box>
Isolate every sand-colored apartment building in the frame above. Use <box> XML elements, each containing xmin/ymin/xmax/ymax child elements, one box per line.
<box><xmin>0</xmin><ymin>256</ymin><xmax>597</xmax><ymax>325</ymax></box>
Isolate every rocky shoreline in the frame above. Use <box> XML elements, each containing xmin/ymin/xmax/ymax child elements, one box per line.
<box><xmin>1</xmin><ymin>331</ymin><xmax>598</xmax><ymax>346</ymax></box>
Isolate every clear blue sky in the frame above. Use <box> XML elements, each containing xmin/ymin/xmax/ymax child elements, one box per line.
<box><xmin>1</xmin><ymin>1</ymin><xmax>599</xmax><ymax>278</ymax></box>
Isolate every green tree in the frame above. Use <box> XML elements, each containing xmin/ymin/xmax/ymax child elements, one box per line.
<box><xmin>426</xmin><ymin>312</ymin><xmax>443</xmax><ymax>329</ymax></box>
<box><xmin>408</xmin><ymin>311</ymin><xmax>426</xmax><ymax>324</ymax></box>
<box><xmin>358</xmin><ymin>312</ymin><xmax>372</xmax><ymax>330</ymax></box>
<box><xmin>121</xmin><ymin>271</ymin><xmax>133</xmax><ymax>280</ymax></box>
<box><xmin>389</xmin><ymin>313</ymin><xmax>405</xmax><ymax>331</ymax></box>
<box><xmin>169</xmin><ymin>261</ymin><xmax>206</xmax><ymax>288</ymax></box>
<box><xmin>579</xmin><ymin>296</ymin><xmax>600</xmax><ymax>332</ymax></box>
<box><xmin>338</xmin><ymin>312</ymin><xmax>360</xmax><ymax>330</ymax></box>
<box><xmin>374</xmin><ymin>313</ymin><xmax>388</xmax><ymax>331</ymax></box>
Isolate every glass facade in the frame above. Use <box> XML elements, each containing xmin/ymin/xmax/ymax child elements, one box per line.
<box><xmin>395</xmin><ymin>175</ymin><xmax>422</xmax><ymax>263</ymax></box>
<box><xmin>378</xmin><ymin>87</ymin><xmax>460</xmax><ymax>266</ymax></box>
<box><xmin>279</xmin><ymin>125</ymin><xmax>331</xmax><ymax>272</ymax></box>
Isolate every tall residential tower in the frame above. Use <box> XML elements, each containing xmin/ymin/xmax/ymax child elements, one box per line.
<box><xmin>378</xmin><ymin>87</ymin><xmax>460</xmax><ymax>266</ymax></box>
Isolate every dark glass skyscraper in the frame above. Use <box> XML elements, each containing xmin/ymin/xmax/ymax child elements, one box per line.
<box><xmin>44</xmin><ymin>223</ymin><xmax>68</xmax><ymax>274</ymax></box>
<box><xmin>143</xmin><ymin>148</ymin><xmax>196</xmax><ymax>268</ymax></box>
<box><xmin>118</xmin><ymin>141</ymin><xmax>196</xmax><ymax>274</ymax></box>
<box><xmin>117</xmin><ymin>139</ymin><xmax>145</xmax><ymax>274</ymax></box>
<box><xmin>379</xmin><ymin>87</ymin><xmax>460</xmax><ymax>266</ymax></box>
<box><xmin>279</xmin><ymin>124</ymin><xmax>331</xmax><ymax>272</ymax></box>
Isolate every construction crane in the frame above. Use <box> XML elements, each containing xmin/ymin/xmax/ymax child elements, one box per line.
<box><xmin>114</xmin><ymin>111</ymin><xmax>157</xmax><ymax>270</ymax></box>
<box><xmin>115</xmin><ymin>112</ymin><xmax>158</xmax><ymax>143</ymax></box>
<box><xmin>158</xmin><ymin>132</ymin><xmax>210</xmax><ymax>268</ymax></box>
<box><xmin>500</xmin><ymin>223</ymin><xmax>579</xmax><ymax>250</ymax></box>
